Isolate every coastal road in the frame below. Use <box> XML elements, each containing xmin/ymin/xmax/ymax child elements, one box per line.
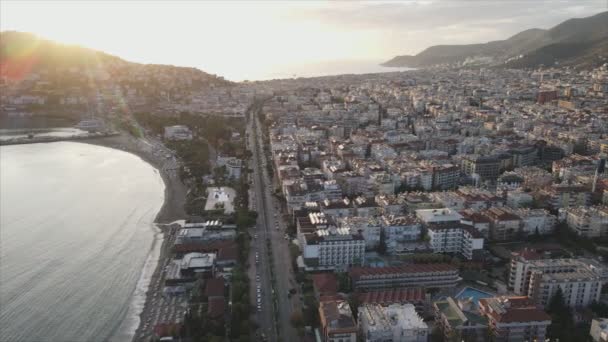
<box><xmin>247</xmin><ymin>103</ymin><xmax>276</xmax><ymax>342</ymax></box>
<box><xmin>248</xmin><ymin>102</ymin><xmax>300</xmax><ymax>342</ymax></box>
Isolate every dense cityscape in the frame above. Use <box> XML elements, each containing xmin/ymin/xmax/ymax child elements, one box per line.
<box><xmin>2</xmin><ymin>4</ymin><xmax>608</xmax><ymax>342</ymax></box>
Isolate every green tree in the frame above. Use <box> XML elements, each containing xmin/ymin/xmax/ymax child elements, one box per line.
<box><xmin>546</xmin><ymin>287</ymin><xmax>575</xmax><ymax>341</ymax></box>
<box><xmin>377</xmin><ymin>228</ymin><xmax>387</xmax><ymax>255</ymax></box>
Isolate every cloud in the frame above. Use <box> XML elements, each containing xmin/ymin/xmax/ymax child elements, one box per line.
<box><xmin>286</xmin><ymin>0</ymin><xmax>606</xmax><ymax>55</ymax></box>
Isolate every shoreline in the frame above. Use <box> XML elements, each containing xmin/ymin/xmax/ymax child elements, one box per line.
<box><xmin>79</xmin><ymin>134</ymin><xmax>188</xmax><ymax>341</ymax></box>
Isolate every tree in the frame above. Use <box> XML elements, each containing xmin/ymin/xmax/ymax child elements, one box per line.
<box><xmin>348</xmin><ymin>293</ymin><xmax>361</xmax><ymax>320</ymax></box>
<box><xmin>377</xmin><ymin>227</ymin><xmax>387</xmax><ymax>255</ymax></box>
<box><xmin>290</xmin><ymin>311</ymin><xmax>304</xmax><ymax>328</ymax></box>
<box><xmin>546</xmin><ymin>287</ymin><xmax>575</xmax><ymax>341</ymax></box>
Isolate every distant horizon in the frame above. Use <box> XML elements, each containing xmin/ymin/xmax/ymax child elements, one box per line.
<box><xmin>1</xmin><ymin>1</ymin><xmax>606</xmax><ymax>81</ymax></box>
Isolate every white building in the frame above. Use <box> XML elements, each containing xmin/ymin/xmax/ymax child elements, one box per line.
<box><xmin>358</xmin><ymin>303</ymin><xmax>428</xmax><ymax>342</ymax></box>
<box><xmin>297</xmin><ymin>212</ymin><xmax>366</xmax><ymax>270</ymax></box>
<box><xmin>590</xmin><ymin>318</ymin><xmax>608</xmax><ymax>342</ymax></box>
<box><xmin>563</xmin><ymin>206</ymin><xmax>608</xmax><ymax>238</ymax></box>
<box><xmin>381</xmin><ymin>215</ymin><xmax>422</xmax><ymax>254</ymax></box>
<box><xmin>338</xmin><ymin>216</ymin><xmax>382</xmax><ymax>250</ymax></box>
<box><xmin>415</xmin><ymin>208</ymin><xmax>463</xmax><ymax>224</ymax></box>
<box><xmin>164</xmin><ymin>125</ymin><xmax>193</xmax><ymax>140</ymax></box>
<box><xmin>514</xmin><ymin>208</ymin><xmax>556</xmax><ymax>235</ymax></box>
<box><xmin>204</xmin><ymin>187</ymin><xmax>236</xmax><ymax>214</ymax></box>
<box><xmin>426</xmin><ymin>223</ymin><xmax>484</xmax><ymax>260</ymax></box>
<box><xmin>509</xmin><ymin>252</ymin><xmax>605</xmax><ymax>307</ymax></box>
<box><xmin>216</xmin><ymin>156</ymin><xmax>242</xmax><ymax>179</ymax></box>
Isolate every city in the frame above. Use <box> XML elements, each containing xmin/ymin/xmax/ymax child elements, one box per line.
<box><xmin>1</xmin><ymin>3</ymin><xmax>608</xmax><ymax>342</ymax></box>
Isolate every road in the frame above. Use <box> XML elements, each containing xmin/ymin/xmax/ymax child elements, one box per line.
<box><xmin>247</xmin><ymin>102</ymin><xmax>300</xmax><ymax>341</ymax></box>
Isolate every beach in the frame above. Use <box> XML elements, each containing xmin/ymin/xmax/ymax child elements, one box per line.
<box><xmin>82</xmin><ymin>133</ymin><xmax>188</xmax><ymax>341</ymax></box>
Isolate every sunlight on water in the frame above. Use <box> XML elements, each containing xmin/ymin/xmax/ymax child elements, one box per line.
<box><xmin>0</xmin><ymin>142</ymin><xmax>164</xmax><ymax>342</ymax></box>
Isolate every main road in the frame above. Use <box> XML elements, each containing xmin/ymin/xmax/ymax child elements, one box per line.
<box><xmin>247</xmin><ymin>101</ymin><xmax>301</xmax><ymax>342</ymax></box>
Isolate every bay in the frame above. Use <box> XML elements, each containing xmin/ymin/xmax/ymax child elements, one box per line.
<box><xmin>0</xmin><ymin>142</ymin><xmax>164</xmax><ymax>342</ymax></box>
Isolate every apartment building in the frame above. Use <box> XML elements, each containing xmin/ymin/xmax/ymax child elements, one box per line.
<box><xmin>357</xmin><ymin>288</ymin><xmax>428</xmax><ymax>315</ymax></box>
<box><xmin>563</xmin><ymin>206</ymin><xmax>608</xmax><ymax>238</ymax></box>
<box><xmin>509</xmin><ymin>251</ymin><xmax>604</xmax><ymax>307</ymax></box>
<box><xmin>297</xmin><ymin>212</ymin><xmax>366</xmax><ymax>270</ymax></box>
<box><xmin>528</xmin><ymin>265</ymin><xmax>603</xmax><ymax>307</ymax></box>
<box><xmin>538</xmin><ymin>184</ymin><xmax>591</xmax><ymax>210</ymax></box>
<box><xmin>426</xmin><ymin>223</ymin><xmax>484</xmax><ymax>260</ymax></box>
<box><xmin>478</xmin><ymin>296</ymin><xmax>551</xmax><ymax>342</ymax></box>
<box><xmin>590</xmin><ymin>318</ymin><xmax>608</xmax><ymax>342</ymax></box>
<box><xmin>319</xmin><ymin>300</ymin><xmax>358</xmax><ymax>342</ymax></box>
<box><xmin>461</xmin><ymin>155</ymin><xmax>501</xmax><ymax>180</ymax></box>
<box><xmin>482</xmin><ymin>207</ymin><xmax>522</xmax><ymax>241</ymax></box>
<box><xmin>380</xmin><ymin>215</ymin><xmax>422</xmax><ymax>254</ymax></box>
<box><xmin>358</xmin><ymin>303</ymin><xmax>428</xmax><ymax>342</ymax></box>
<box><xmin>514</xmin><ymin>208</ymin><xmax>556</xmax><ymax>236</ymax></box>
<box><xmin>434</xmin><ymin>297</ymin><xmax>488</xmax><ymax>342</ymax></box>
<box><xmin>349</xmin><ymin>264</ymin><xmax>460</xmax><ymax>290</ymax></box>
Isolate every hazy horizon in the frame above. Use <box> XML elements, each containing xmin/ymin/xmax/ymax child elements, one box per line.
<box><xmin>1</xmin><ymin>1</ymin><xmax>606</xmax><ymax>81</ymax></box>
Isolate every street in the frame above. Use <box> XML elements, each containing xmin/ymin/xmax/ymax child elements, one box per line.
<box><xmin>247</xmin><ymin>102</ymin><xmax>300</xmax><ymax>342</ymax></box>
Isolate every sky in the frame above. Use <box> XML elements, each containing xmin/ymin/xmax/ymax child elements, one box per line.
<box><xmin>1</xmin><ymin>0</ymin><xmax>606</xmax><ymax>81</ymax></box>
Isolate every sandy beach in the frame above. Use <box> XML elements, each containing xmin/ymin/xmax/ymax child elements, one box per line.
<box><xmin>81</xmin><ymin>133</ymin><xmax>188</xmax><ymax>341</ymax></box>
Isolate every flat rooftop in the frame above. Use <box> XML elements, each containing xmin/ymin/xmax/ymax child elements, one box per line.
<box><xmin>204</xmin><ymin>187</ymin><xmax>236</xmax><ymax>214</ymax></box>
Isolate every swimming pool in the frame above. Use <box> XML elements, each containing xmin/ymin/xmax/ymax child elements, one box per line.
<box><xmin>455</xmin><ymin>287</ymin><xmax>495</xmax><ymax>306</ymax></box>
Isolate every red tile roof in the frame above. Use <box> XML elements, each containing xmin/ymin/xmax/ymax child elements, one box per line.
<box><xmin>349</xmin><ymin>263</ymin><xmax>457</xmax><ymax>280</ymax></box>
<box><xmin>205</xmin><ymin>277</ymin><xmax>225</xmax><ymax>298</ymax></box>
<box><xmin>154</xmin><ymin>323</ymin><xmax>182</xmax><ymax>337</ymax></box>
<box><xmin>479</xmin><ymin>296</ymin><xmax>551</xmax><ymax>324</ymax></box>
<box><xmin>358</xmin><ymin>287</ymin><xmax>426</xmax><ymax>304</ymax></box>
<box><xmin>312</xmin><ymin>273</ymin><xmax>338</xmax><ymax>296</ymax></box>
<box><xmin>208</xmin><ymin>297</ymin><xmax>226</xmax><ymax>319</ymax></box>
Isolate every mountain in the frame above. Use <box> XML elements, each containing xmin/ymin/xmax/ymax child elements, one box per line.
<box><xmin>383</xmin><ymin>11</ymin><xmax>608</xmax><ymax>69</ymax></box>
<box><xmin>0</xmin><ymin>31</ymin><xmax>231</xmax><ymax>87</ymax></box>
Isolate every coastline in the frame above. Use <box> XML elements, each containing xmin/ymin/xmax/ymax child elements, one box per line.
<box><xmin>79</xmin><ymin>133</ymin><xmax>187</xmax><ymax>341</ymax></box>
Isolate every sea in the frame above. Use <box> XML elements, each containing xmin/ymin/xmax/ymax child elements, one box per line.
<box><xmin>0</xmin><ymin>141</ymin><xmax>165</xmax><ymax>342</ymax></box>
<box><xmin>219</xmin><ymin>59</ymin><xmax>413</xmax><ymax>81</ymax></box>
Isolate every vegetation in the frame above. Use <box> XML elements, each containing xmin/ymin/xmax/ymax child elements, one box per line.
<box><xmin>546</xmin><ymin>288</ymin><xmax>575</xmax><ymax>341</ymax></box>
<box><xmin>134</xmin><ymin>111</ymin><xmax>245</xmax><ymax>156</ymax></box>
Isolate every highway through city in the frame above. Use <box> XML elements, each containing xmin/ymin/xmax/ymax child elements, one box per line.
<box><xmin>247</xmin><ymin>102</ymin><xmax>300</xmax><ymax>342</ymax></box>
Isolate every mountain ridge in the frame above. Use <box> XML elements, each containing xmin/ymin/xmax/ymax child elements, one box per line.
<box><xmin>383</xmin><ymin>11</ymin><xmax>608</xmax><ymax>69</ymax></box>
<box><xmin>0</xmin><ymin>31</ymin><xmax>231</xmax><ymax>85</ymax></box>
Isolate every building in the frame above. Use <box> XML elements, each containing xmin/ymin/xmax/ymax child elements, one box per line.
<box><xmin>538</xmin><ymin>184</ymin><xmax>591</xmax><ymax>210</ymax></box>
<box><xmin>204</xmin><ymin>187</ymin><xmax>236</xmax><ymax>214</ymax></box>
<box><xmin>358</xmin><ymin>303</ymin><xmax>428</xmax><ymax>342</ymax></box>
<box><xmin>312</xmin><ymin>273</ymin><xmax>338</xmax><ymax>301</ymax></box>
<box><xmin>426</xmin><ymin>223</ymin><xmax>484</xmax><ymax>260</ymax></box>
<box><xmin>528</xmin><ymin>264</ymin><xmax>603</xmax><ymax>308</ymax></box>
<box><xmin>216</xmin><ymin>156</ymin><xmax>242</xmax><ymax>179</ymax></box>
<box><xmin>482</xmin><ymin>207</ymin><xmax>522</xmax><ymax>241</ymax></box>
<box><xmin>478</xmin><ymin>296</ymin><xmax>551</xmax><ymax>342</ymax></box>
<box><xmin>514</xmin><ymin>208</ymin><xmax>556</xmax><ymax>236</ymax></box>
<box><xmin>509</xmin><ymin>252</ymin><xmax>604</xmax><ymax>307</ymax></box>
<box><xmin>590</xmin><ymin>318</ymin><xmax>608</xmax><ymax>342</ymax></box>
<box><xmin>164</xmin><ymin>125</ymin><xmax>193</xmax><ymax>140</ymax></box>
<box><xmin>319</xmin><ymin>300</ymin><xmax>358</xmax><ymax>342</ymax></box>
<box><xmin>381</xmin><ymin>215</ymin><xmax>422</xmax><ymax>254</ymax></box>
<box><xmin>297</xmin><ymin>212</ymin><xmax>366</xmax><ymax>270</ymax></box>
<box><xmin>415</xmin><ymin>207</ymin><xmax>484</xmax><ymax>259</ymax></box>
<box><xmin>432</xmin><ymin>163</ymin><xmax>460</xmax><ymax>190</ymax></box>
<box><xmin>357</xmin><ymin>288</ymin><xmax>428</xmax><ymax>314</ymax></box>
<box><xmin>461</xmin><ymin>155</ymin><xmax>501</xmax><ymax>181</ymax></box>
<box><xmin>433</xmin><ymin>297</ymin><xmax>488</xmax><ymax>342</ymax></box>
<box><xmin>563</xmin><ymin>206</ymin><xmax>608</xmax><ymax>238</ymax></box>
<box><xmin>349</xmin><ymin>264</ymin><xmax>460</xmax><ymax>290</ymax></box>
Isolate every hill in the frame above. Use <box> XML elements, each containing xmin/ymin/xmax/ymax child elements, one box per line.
<box><xmin>383</xmin><ymin>11</ymin><xmax>608</xmax><ymax>69</ymax></box>
<box><xmin>0</xmin><ymin>31</ymin><xmax>231</xmax><ymax>88</ymax></box>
